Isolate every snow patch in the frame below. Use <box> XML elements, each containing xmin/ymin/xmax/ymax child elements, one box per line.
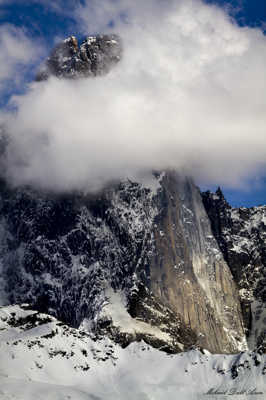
<box><xmin>99</xmin><ymin>288</ymin><xmax>172</xmax><ymax>343</ymax></box>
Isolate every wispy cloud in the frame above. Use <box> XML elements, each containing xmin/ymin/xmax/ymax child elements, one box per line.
<box><xmin>2</xmin><ymin>0</ymin><xmax>266</xmax><ymax>192</ymax></box>
<box><xmin>0</xmin><ymin>24</ymin><xmax>43</xmax><ymax>94</ymax></box>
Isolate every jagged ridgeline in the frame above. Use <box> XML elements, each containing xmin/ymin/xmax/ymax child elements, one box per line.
<box><xmin>36</xmin><ymin>35</ymin><xmax>122</xmax><ymax>80</ymax></box>
<box><xmin>0</xmin><ymin>35</ymin><xmax>265</xmax><ymax>355</ymax></box>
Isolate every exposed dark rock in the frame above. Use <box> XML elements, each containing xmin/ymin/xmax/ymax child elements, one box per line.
<box><xmin>0</xmin><ymin>171</ymin><xmax>248</xmax><ymax>354</ymax></box>
<box><xmin>36</xmin><ymin>34</ymin><xmax>122</xmax><ymax>80</ymax></box>
<box><xmin>202</xmin><ymin>188</ymin><xmax>266</xmax><ymax>351</ymax></box>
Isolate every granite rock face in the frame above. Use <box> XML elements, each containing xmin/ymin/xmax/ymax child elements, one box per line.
<box><xmin>148</xmin><ymin>173</ymin><xmax>246</xmax><ymax>353</ymax></box>
<box><xmin>0</xmin><ymin>172</ymin><xmax>247</xmax><ymax>354</ymax></box>
<box><xmin>202</xmin><ymin>189</ymin><xmax>266</xmax><ymax>352</ymax></box>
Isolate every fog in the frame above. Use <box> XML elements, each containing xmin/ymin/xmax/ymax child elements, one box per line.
<box><xmin>2</xmin><ymin>0</ymin><xmax>266</xmax><ymax>192</ymax></box>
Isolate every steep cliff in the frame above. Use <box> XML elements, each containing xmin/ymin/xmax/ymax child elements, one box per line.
<box><xmin>0</xmin><ymin>171</ymin><xmax>246</xmax><ymax>354</ymax></box>
<box><xmin>202</xmin><ymin>189</ymin><xmax>266</xmax><ymax>352</ymax></box>
<box><xmin>148</xmin><ymin>173</ymin><xmax>246</xmax><ymax>353</ymax></box>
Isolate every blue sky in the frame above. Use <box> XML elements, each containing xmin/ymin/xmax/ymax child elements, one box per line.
<box><xmin>0</xmin><ymin>2</ymin><xmax>76</xmax><ymax>40</ymax></box>
<box><xmin>0</xmin><ymin>0</ymin><xmax>266</xmax><ymax>207</ymax></box>
<box><xmin>206</xmin><ymin>0</ymin><xmax>266</xmax><ymax>31</ymax></box>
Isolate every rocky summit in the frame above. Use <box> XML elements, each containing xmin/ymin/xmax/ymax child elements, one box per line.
<box><xmin>36</xmin><ymin>34</ymin><xmax>122</xmax><ymax>80</ymax></box>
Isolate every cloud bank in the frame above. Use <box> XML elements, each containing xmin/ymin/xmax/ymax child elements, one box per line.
<box><xmin>2</xmin><ymin>0</ymin><xmax>266</xmax><ymax>192</ymax></box>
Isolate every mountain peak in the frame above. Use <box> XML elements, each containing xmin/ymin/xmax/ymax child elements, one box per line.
<box><xmin>36</xmin><ymin>34</ymin><xmax>122</xmax><ymax>81</ymax></box>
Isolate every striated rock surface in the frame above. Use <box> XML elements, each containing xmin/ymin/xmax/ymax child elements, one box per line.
<box><xmin>0</xmin><ymin>171</ymin><xmax>247</xmax><ymax>354</ymax></box>
<box><xmin>148</xmin><ymin>173</ymin><xmax>246</xmax><ymax>353</ymax></box>
<box><xmin>202</xmin><ymin>188</ymin><xmax>266</xmax><ymax>352</ymax></box>
<box><xmin>36</xmin><ymin>34</ymin><xmax>122</xmax><ymax>80</ymax></box>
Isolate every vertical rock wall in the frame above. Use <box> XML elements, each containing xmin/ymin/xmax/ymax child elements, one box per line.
<box><xmin>147</xmin><ymin>172</ymin><xmax>246</xmax><ymax>353</ymax></box>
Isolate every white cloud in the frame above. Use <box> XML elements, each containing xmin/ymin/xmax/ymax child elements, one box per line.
<box><xmin>0</xmin><ymin>0</ymin><xmax>79</xmax><ymax>15</ymax></box>
<box><xmin>0</xmin><ymin>24</ymin><xmax>42</xmax><ymax>93</ymax></box>
<box><xmin>2</xmin><ymin>0</ymin><xmax>266</xmax><ymax>192</ymax></box>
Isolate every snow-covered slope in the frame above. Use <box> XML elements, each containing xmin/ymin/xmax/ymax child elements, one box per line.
<box><xmin>0</xmin><ymin>305</ymin><xmax>265</xmax><ymax>400</ymax></box>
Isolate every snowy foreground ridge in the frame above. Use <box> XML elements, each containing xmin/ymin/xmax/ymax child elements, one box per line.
<box><xmin>0</xmin><ymin>305</ymin><xmax>265</xmax><ymax>400</ymax></box>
